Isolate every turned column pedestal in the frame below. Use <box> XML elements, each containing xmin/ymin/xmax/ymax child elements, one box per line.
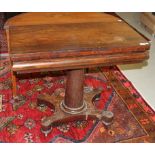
<box><xmin>62</xmin><ymin>69</ymin><xmax>85</xmax><ymax>114</ymax></box>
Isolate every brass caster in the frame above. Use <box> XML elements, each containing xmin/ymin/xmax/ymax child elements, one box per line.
<box><xmin>101</xmin><ymin>110</ymin><xmax>114</xmax><ymax>126</ymax></box>
<box><xmin>41</xmin><ymin>127</ymin><xmax>53</xmax><ymax>137</ymax></box>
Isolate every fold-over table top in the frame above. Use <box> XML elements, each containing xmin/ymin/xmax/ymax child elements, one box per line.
<box><xmin>5</xmin><ymin>13</ymin><xmax>148</xmax><ymax>54</ymax></box>
<box><xmin>5</xmin><ymin>13</ymin><xmax>150</xmax><ymax>61</ymax></box>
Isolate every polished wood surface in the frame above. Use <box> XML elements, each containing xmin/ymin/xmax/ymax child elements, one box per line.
<box><xmin>12</xmin><ymin>51</ymin><xmax>149</xmax><ymax>73</ymax></box>
<box><xmin>65</xmin><ymin>69</ymin><xmax>84</xmax><ymax>109</ymax></box>
<box><xmin>5</xmin><ymin>13</ymin><xmax>150</xmax><ymax>74</ymax></box>
<box><xmin>6</xmin><ymin>21</ymin><xmax>149</xmax><ymax>55</ymax></box>
<box><xmin>4</xmin><ymin>12</ymin><xmax>127</xmax><ymax>27</ymax></box>
<box><xmin>5</xmin><ymin>13</ymin><xmax>150</xmax><ymax>68</ymax></box>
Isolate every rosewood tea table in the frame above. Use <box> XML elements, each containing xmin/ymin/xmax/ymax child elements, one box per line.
<box><xmin>4</xmin><ymin>13</ymin><xmax>150</xmax><ymax>136</ymax></box>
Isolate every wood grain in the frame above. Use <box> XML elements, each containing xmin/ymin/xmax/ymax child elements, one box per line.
<box><xmin>12</xmin><ymin>51</ymin><xmax>149</xmax><ymax>74</ymax></box>
<box><xmin>4</xmin><ymin>12</ymin><xmax>122</xmax><ymax>27</ymax></box>
<box><xmin>9</xmin><ymin>22</ymin><xmax>148</xmax><ymax>54</ymax></box>
<box><xmin>5</xmin><ymin>13</ymin><xmax>150</xmax><ymax>62</ymax></box>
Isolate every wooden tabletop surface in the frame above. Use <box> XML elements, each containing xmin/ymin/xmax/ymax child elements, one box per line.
<box><xmin>4</xmin><ymin>12</ymin><xmax>131</xmax><ymax>27</ymax></box>
<box><xmin>5</xmin><ymin>13</ymin><xmax>150</xmax><ymax>60</ymax></box>
<box><xmin>4</xmin><ymin>13</ymin><xmax>150</xmax><ymax>74</ymax></box>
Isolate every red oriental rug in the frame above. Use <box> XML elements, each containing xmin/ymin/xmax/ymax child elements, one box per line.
<box><xmin>0</xmin><ymin>60</ymin><xmax>155</xmax><ymax>143</ymax></box>
<box><xmin>0</xmin><ymin>29</ymin><xmax>7</xmax><ymax>55</ymax></box>
<box><xmin>0</xmin><ymin>13</ymin><xmax>8</xmax><ymax>55</ymax></box>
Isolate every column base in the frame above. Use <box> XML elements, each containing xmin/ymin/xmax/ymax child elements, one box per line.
<box><xmin>37</xmin><ymin>88</ymin><xmax>114</xmax><ymax>136</ymax></box>
<box><xmin>60</xmin><ymin>100</ymin><xmax>87</xmax><ymax>114</ymax></box>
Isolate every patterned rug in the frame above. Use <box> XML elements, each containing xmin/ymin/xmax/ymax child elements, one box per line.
<box><xmin>0</xmin><ymin>60</ymin><xmax>155</xmax><ymax>143</ymax></box>
<box><xmin>0</xmin><ymin>29</ymin><xmax>7</xmax><ymax>55</ymax></box>
<box><xmin>0</xmin><ymin>13</ymin><xmax>8</xmax><ymax>55</ymax></box>
<box><xmin>0</xmin><ymin>13</ymin><xmax>4</xmax><ymax>29</ymax></box>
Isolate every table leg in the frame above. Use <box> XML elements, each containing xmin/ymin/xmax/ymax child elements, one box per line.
<box><xmin>12</xmin><ymin>71</ymin><xmax>17</xmax><ymax>97</ymax></box>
